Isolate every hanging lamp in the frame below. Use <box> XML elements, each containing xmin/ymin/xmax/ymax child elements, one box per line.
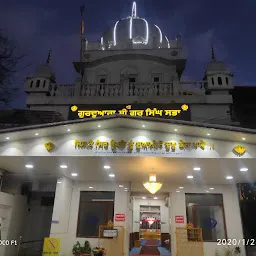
<box><xmin>143</xmin><ymin>174</ymin><xmax>162</xmax><ymax>194</ymax></box>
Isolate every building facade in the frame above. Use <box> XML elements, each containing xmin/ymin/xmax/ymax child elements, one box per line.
<box><xmin>24</xmin><ymin>2</ymin><xmax>235</xmax><ymax>126</ymax></box>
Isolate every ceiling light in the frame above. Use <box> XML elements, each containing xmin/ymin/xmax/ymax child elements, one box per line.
<box><xmin>240</xmin><ymin>168</ymin><xmax>248</xmax><ymax>172</ymax></box>
<box><xmin>98</xmin><ymin>125</ymin><xmax>101</xmax><ymax>128</ymax></box>
<box><xmin>142</xmin><ymin>197</ymin><xmax>147</xmax><ymax>199</ymax></box>
<box><xmin>104</xmin><ymin>165</ymin><xmax>110</xmax><ymax>169</ymax></box>
<box><xmin>207</xmin><ymin>133</ymin><xmax>210</xmax><ymax>136</ymax></box>
<box><xmin>174</xmin><ymin>129</ymin><xmax>178</xmax><ymax>132</ymax></box>
<box><xmin>143</xmin><ymin>174</ymin><xmax>162</xmax><ymax>194</ymax></box>
<box><xmin>193</xmin><ymin>167</ymin><xmax>201</xmax><ymax>171</ymax></box>
<box><xmin>209</xmin><ymin>188</ymin><xmax>214</xmax><ymax>190</ymax></box>
<box><xmin>67</xmin><ymin>129</ymin><xmax>71</xmax><ymax>132</ymax></box>
<box><xmin>6</xmin><ymin>137</ymin><xmax>9</xmax><ymax>140</ymax></box>
<box><xmin>71</xmin><ymin>173</ymin><xmax>78</xmax><ymax>177</ymax></box>
<box><xmin>89</xmin><ymin>186</ymin><xmax>93</xmax><ymax>189</ymax></box>
<box><xmin>179</xmin><ymin>187</ymin><xmax>184</xmax><ymax>189</ymax></box>
<box><xmin>187</xmin><ymin>175</ymin><xmax>193</xmax><ymax>179</ymax></box>
<box><xmin>119</xmin><ymin>185</ymin><xmax>124</xmax><ymax>188</ymax></box>
<box><xmin>25</xmin><ymin>164</ymin><xmax>33</xmax><ymax>168</ymax></box>
<box><xmin>60</xmin><ymin>165</ymin><xmax>67</xmax><ymax>169</ymax></box>
<box><xmin>242</xmin><ymin>138</ymin><xmax>246</xmax><ymax>141</ymax></box>
<box><xmin>154</xmin><ymin>197</ymin><xmax>158</xmax><ymax>199</ymax></box>
<box><xmin>109</xmin><ymin>174</ymin><xmax>115</xmax><ymax>177</ymax></box>
<box><xmin>142</xmin><ymin>125</ymin><xmax>145</xmax><ymax>128</ymax></box>
<box><xmin>35</xmin><ymin>133</ymin><xmax>39</xmax><ymax>136</ymax></box>
<box><xmin>57</xmin><ymin>181</ymin><xmax>62</xmax><ymax>184</ymax></box>
<box><xmin>226</xmin><ymin>176</ymin><xmax>233</xmax><ymax>180</ymax></box>
<box><xmin>176</xmin><ymin>190</ymin><xmax>180</xmax><ymax>193</ymax></box>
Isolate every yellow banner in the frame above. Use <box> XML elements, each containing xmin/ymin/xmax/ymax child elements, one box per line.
<box><xmin>42</xmin><ymin>238</ymin><xmax>60</xmax><ymax>256</ymax></box>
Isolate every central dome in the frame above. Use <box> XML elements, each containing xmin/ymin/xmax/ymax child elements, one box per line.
<box><xmin>101</xmin><ymin>2</ymin><xmax>170</xmax><ymax>49</ymax></box>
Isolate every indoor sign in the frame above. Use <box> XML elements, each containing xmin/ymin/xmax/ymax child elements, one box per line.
<box><xmin>68</xmin><ymin>104</ymin><xmax>190</xmax><ymax>120</ymax></box>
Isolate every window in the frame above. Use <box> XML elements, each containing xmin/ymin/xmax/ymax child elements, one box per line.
<box><xmin>36</xmin><ymin>80</ymin><xmax>40</xmax><ymax>87</ymax></box>
<box><xmin>185</xmin><ymin>193</ymin><xmax>227</xmax><ymax>242</ymax></box>
<box><xmin>218</xmin><ymin>77</ymin><xmax>222</xmax><ymax>85</ymax></box>
<box><xmin>211</xmin><ymin>77</ymin><xmax>214</xmax><ymax>85</ymax></box>
<box><xmin>129</xmin><ymin>77</ymin><xmax>136</xmax><ymax>83</ymax></box>
<box><xmin>77</xmin><ymin>191</ymin><xmax>115</xmax><ymax>238</ymax></box>
<box><xmin>98</xmin><ymin>75</ymin><xmax>107</xmax><ymax>84</ymax></box>
<box><xmin>30</xmin><ymin>80</ymin><xmax>33</xmax><ymax>88</ymax></box>
<box><xmin>226</xmin><ymin>77</ymin><xmax>229</xmax><ymax>85</ymax></box>
<box><xmin>43</xmin><ymin>80</ymin><xmax>46</xmax><ymax>87</ymax></box>
<box><xmin>154</xmin><ymin>77</ymin><xmax>160</xmax><ymax>82</ymax></box>
<box><xmin>100</xmin><ymin>78</ymin><xmax>106</xmax><ymax>83</ymax></box>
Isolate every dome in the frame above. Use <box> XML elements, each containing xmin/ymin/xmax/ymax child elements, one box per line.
<box><xmin>101</xmin><ymin>2</ymin><xmax>170</xmax><ymax>49</ymax></box>
<box><xmin>35</xmin><ymin>64</ymin><xmax>55</xmax><ymax>79</ymax></box>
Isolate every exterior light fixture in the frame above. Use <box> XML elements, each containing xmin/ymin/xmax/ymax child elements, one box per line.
<box><xmin>98</xmin><ymin>125</ymin><xmax>101</xmax><ymax>128</ymax></box>
<box><xmin>193</xmin><ymin>167</ymin><xmax>201</xmax><ymax>171</ymax></box>
<box><xmin>60</xmin><ymin>165</ymin><xmax>67</xmax><ymax>169</ymax></box>
<box><xmin>209</xmin><ymin>188</ymin><xmax>214</xmax><ymax>190</ymax></box>
<box><xmin>57</xmin><ymin>181</ymin><xmax>62</xmax><ymax>184</ymax></box>
<box><xmin>242</xmin><ymin>138</ymin><xmax>246</xmax><ymax>141</ymax></box>
<box><xmin>142</xmin><ymin>125</ymin><xmax>145</xmax><ymax>128</ymax></box>
<box><xmin>104</xmin><ymin>165</ymin><xmax>110</xmax><ymax>169</ymax></box>
<box><xmin>25</xmin><ymin>164</ymin><xmax>33</xmax><ymax>168</ymax></box>
<box><xmin>35</xmin><ymin>133</ymin><xmax>39</xmax><ymax>136</ymax></box>
<box><xmin>109</xmin><ymin>174</ymin><xmax>115</xmax><ymax>177</ymax></box>
<box><xmin>240</xmin><ymin>168</ymin><xmax>248</xmax><ymax>172</ymax></box>
<box><xmin>179</xmin><ymin>187</ymin><xmax>184</xmax><ymax>189</ymax></box>
<box><xmin>154</xmin><ymin>197</ymin><xmax>158</xmax><ymax>199</ymax></box>
<box><xmin>142</xmin><ymin>197</ymin><xmax>147</xmax><ymax>199</ymax></box>
<box><xmin>6</xmin><ymin>137</ymin><xmax>9</xmax><ymax>140</ymax></box>
<box><xmin>119</xmin><ymin>185</ymin><xmax>124</xmax><ymax>188</ymax></box>
<box><xmin>143</xmin><ymin>174</ymin><xmax>162</xmax><ymax>194</ymax></box>
<box><xmin>174</xmin><ymin>129</ymin><xmax>178</xmax><ymax>132</ymax></box>
<box><xmin>226</xmin><ymin>176</ymin><xmax>233</xmax><ymax>180</ymax></box>
<box><xmin>71</xmin><ymin>173</ymin><xmax>78</xmax><ymax>177</ymax></box>
<box><xmin>176</xmin><ymin>190</ymin><xmax>180</xmax><ymax>193</ymax></box>
<box><xmin>67</xmin><ymin>129</ymin><xmax>71</xmax><ymax>132</ymax></box>
<box><xmin>207</xmin><ymin>133</ymin><xmax>211</xmax><ymax>136</ymax></box>
<box><xmin>205</xmin><ymin>190</ymin><xmax>210</xmax><ymax>193</ymax></box>
<box><xmin>187</xmin><ymin>175</ymin><xmax>193</xmax><ymax>179</ymax></box>
<box><xmin>89</xmin><ymin>186</ymin><xmax>94</xmax><ymax>189</ymax></box>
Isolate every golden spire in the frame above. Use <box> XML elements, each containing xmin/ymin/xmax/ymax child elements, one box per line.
<box><xmin>46</xmin><ymin>49</ymin><xmax>52</xmax><ymax>64</ymax></box>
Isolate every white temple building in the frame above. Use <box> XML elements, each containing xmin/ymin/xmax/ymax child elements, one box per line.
<box><xmin>24</xmin><ymin>2</ymin><xmax>235</xmax><ymax>125</ymax></box>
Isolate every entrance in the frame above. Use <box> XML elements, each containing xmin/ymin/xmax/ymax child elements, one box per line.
<box><xmin>129</xmin><ymin>194</ymin><xmax>170</xmax><ymax>256</ymax></box>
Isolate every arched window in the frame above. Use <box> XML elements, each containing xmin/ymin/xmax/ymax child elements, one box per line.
<box><xmin>30</xmin><ymin>80</ymin><xmax>33</xmax><ymax>88</ymax></box>
<box><xmin>36</xmin><ymin>80</ymin><xmax>40</xmax><ymax>87</ymax></box>
<box><xmin>218</xmin><ymin>77</ymin><xmax>222</xmax><ymax>85</ymax></box>
<box><xmin>211</xmin><ymin>77</ymin><xmax>214</xmax><ymax>85</ymax></box>
<box><xmin>43</xmin><ymin>80</ymin><xmax>46</xmax><ymax>87</ymax></box>
<box><xmin>226</xmin><ymin>77</ymin><xmax>229</xmax><ymax>85</ymax></box>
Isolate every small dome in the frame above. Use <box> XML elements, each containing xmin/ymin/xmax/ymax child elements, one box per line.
<box><xmin>35</xmin><ymin>64</ymin><xmax>55</xmax><ymax>79</ymax></box>
<box><xmin>207</xmin><ymin>61</ymin><xmax>228</xmax><ymax>72</ymax></box>
<box><xmin>101</xmin><ymin>2</ymin><xmax>170</xmax><ymax>49</ymax></box>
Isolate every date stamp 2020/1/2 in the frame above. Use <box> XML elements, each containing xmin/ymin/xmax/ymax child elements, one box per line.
<box><xmin>217</xmin><ymin>239</ymin><xmax>255</xmax><ymax>246</ymax></box>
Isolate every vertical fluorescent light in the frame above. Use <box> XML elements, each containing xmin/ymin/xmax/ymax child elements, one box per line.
<box><xmin>165</xmin><ymin>36</ymin><xmax>170</xmax><ymax>48</ymax></box>
<box><xmin>129</xmin><ymin>17</ymin><xmax>133</xmax><ymax>39</ymax></box>
<box><xmin>154</xmin><ymin>25</ymin><xmax>162</xmax><ymax>44</ymax></box>
<box><xmin>132</xmin><ymin>2</ymin><xmax>137</xmax><ymax>17</ymax></box>
<box><xmin>142</xmin><ymin>19</ymin><xmax>149</xmax><ymax>44</ymax></box>
<box><xmin>113</xmin><ymin>20</ymin><xmax>119</xmax><ymax>46</ymax></box>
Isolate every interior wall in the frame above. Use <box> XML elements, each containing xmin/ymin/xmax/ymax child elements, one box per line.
<box><xmin>50</xmin><ymin>177</ymin><xmax>130</xmax><ymax>256</ymax></box>
<box><xmin>0</xmin><ymin>192</ymin><xmax>27</xmax><ymax>256</ymax></box>
<box><xmin>132</xmin><ymin>198</ymin><xmax>169</xmax><ymax>233</ymax></box>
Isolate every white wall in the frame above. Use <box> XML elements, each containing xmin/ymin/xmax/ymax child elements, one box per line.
<box><xmin>50</xmin><ymin>177</ymin><xmax>130</xmax><ymax>256</ymax></box>
<box><xmin>0</xmin><ymin>192</ymin><xmax>27</xmax><ymax>256</ymax></box>
<box><xmin>132</xmin><ymin>198</ymin><xmax>169</xmax><ymax>233</ymax></box>
<box><xmin>169</xmin><ymin>184</ymin><xmax>245</xmax><ymax>256</ymax></box>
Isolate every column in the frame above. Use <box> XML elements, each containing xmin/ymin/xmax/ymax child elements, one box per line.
<box><xmin>50</xmin><ymin>177</ymin><xmax>73</xmax><ymax>253</ymax></box>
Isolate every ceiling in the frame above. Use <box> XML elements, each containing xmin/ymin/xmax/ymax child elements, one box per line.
<box><xmin>0</xmin><ymin>116</ymin><xmax>256</xmax><ymax>144</ymax></box>
<box><xmin>1</xmin><ymin>156</ymin><xmax>255</xmax><ymax>185</ymax></box>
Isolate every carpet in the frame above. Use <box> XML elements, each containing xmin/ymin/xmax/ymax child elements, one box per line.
<box><xmin>139</xmin><ymin>246</ymin><xmax>160</xmax><ymax>255</ymax></box>
<box><xmin>144</xmin><ymin>240</ymin><xmax>159</xmax><ymax>246</ymax></box>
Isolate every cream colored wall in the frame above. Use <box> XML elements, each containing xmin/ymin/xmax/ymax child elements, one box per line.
<box><xmin>169</xmin><ymin>185</ymin><xmax>245</xmax><ymax>256</ymax></box>
<box><xmin>132</xmin><ymin>198</ymin><xmax>169</xmax><ymax>233</ymax></box>
<box><xmin>50</xmin><ymin>177</ymin><xmax>130</xmax><ymax>256</ymax></box>
<box><xmin>0</xmin><ymin>192</ymin><xmax>27</xmax><ymax>256</ymax></box>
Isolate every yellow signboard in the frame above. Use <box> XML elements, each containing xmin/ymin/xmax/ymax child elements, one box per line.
<box><xmin>42</xmin><ymin>238</ymin><xmax>60</xmax><ymax>256</ymax></box>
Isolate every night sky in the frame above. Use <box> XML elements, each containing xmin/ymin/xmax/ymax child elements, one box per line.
<box><xmin>1</xmin><ymin>0</ymin><xmax>255</xmax><ymax>109</ymax></box>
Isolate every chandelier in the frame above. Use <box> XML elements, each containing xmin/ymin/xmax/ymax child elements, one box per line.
<box><xmin>143</xmin><ymin>174</ymin><xmax>162</xmax><ymax>194</ymax></box>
